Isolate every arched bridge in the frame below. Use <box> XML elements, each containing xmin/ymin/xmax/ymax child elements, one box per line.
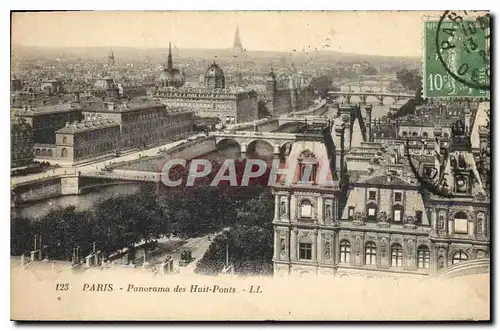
<box><xmin>328</xmin><ymin>91</ymin><xmax>413</xmax><ymax>105</ymax></box>
<box><xmin>277</xmin><ymin>115</ymin><xmax>329</xmax><ymax>128</ymax></box>
<box><xmin>434</xmin><ymin>258</ymin><xmax>490</xmax><ymax>279</ymax></box>
<box><xmin>213</xmin><ymin>131</ymin><xmax>324</xmax><ymax>154</ymax></box>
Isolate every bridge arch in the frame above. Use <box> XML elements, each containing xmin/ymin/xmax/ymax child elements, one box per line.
<box><xmin>246</xmin><ymin>139</ymin><xmax>274</xmax><ymax>159</ymax></box>
<box><xmin>276</xmin><ymin>122</ymin><xmax>302</xmax><ymax>133</ymax></box>
<box><xmin>365</xmin><ymin>95</ymin><xmax>380</xmax><ymax>105</ymax></box>
<box><xmin>215</xmin><ymin>138</ymin><xmax>243</xmax><ymax>159</ymax></box>
<box><xmin>382</xmin><ymin>96</ymin><xmax>396</xmax><ymax>105</ymax></box>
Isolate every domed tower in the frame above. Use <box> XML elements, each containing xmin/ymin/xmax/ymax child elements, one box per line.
<box><xmin>205</xmin><ymin>62</ymin><xmax>225</xmax><ymax>89</ymax></box>
<box><xmin>158</xmin><ymin>42</ymin><xmax>185</xmax><ymax>88</ymax></box>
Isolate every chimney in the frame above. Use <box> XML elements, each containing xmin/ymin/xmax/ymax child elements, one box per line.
<box><xmin>107</xmin><ymin>102</ymin><xmax>115</xmax><ymax>111</ymax></box>
<box><xmin>365</xmin><ymin>105</ymin><xmax>373</xmax><ymax>142</ymax></box>
<box><xmin>464</xmin><ymin>108</ymin><xmax>471</xmax><ymax>134</ymax></box>
<box><xmin>74</xmin><ymin>91</ymin><xmax>81</xmax><ymax>103</ymax></box>
<box><xmin>65</xmin><ymin>122</ymin><xmax>70</xmax><ymax>128</ymax></box>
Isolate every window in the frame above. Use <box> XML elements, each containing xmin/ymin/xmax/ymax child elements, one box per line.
<box><xmin>369</xmin><ymin>191</ymin><xmax>377</xmax><ymax>201</ymax></box>
<box><xmin>394</xmin><ymin>192</ymin><xmax>402</xmax><ymax>202</ymax></box>
<box><xmin>417</xmin><ymin>246</ymin><xmax>430</xmax><ymax>269</ymax></box>
<box><xmin>61</xmin><ymin>148</ymin><xmax>68</xmax><ymax>158</ymax></box>
<box><xmin>348</xmin><ymin>207</ymin><xmax>355</xmax><ymax>220</ymax></box>
<box><xmin>365</xmin><ymin>242</ymin><xmax>377</xmax><ymax>265</ymax></box>
<box><xmin>391</xmin><ymin>244</ymin><xmax>403</xmax><ymax>267</ymax></box>
<box><xmin>454</xmin><ymin>212</ymin><xmax>469</xmax><ymax>234</ymax></box>
<box><xmin>415</xmin><ymin>211</ymin><xmax>423</xmax><ymax>225</ymax></box>
<box><xmin>394</xmin><ymin>209</ymin><xmax>402</xmax><ymax>222</ymax></box>
<box><xmin>62</xmin><ymin>135</ymin><xmax>67</xmax><ymax>144</ymax></box>
<box><xmin>452</xmin><ymin>251</ymin><xmax>468</xmax><ymax>265</ymax></box>
<box><xmin>299</xmin><ymin>200</ymin><xmax>313</xmax><ymax>218</ymax></box>
<box><xmin>298</xmin><ymin>150</ymin><xmax>318</xmax><ymax>183</ymax></box>
<box><xmin>299</xmin><ymin>237</ymin><xmax>312</xmax><ymax>260</ymax></box>
<box><xmin>340</xmin><ymin>240</ymin><xmax>351</xmax><ymax>263</ymax></box>
<box><xmin>366</xmin><ymin>202</ymin><xmax>377</xmax><ymax>221</ymax></box>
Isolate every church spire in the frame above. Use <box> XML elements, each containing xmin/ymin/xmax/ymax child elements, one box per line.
<box><xmin>108</xmin><ymin>48</ymin><xmax>115</xmax><ymax>66</ymax></box>
<box><xmin>167</xmin><ymin>42</ymin><xmax>173</xmax><ymax>70</ymax></box>
<box><xmin>233</xmin><ymin>26</ymin><xmax>244</xmax><ymax>55</ymax></box>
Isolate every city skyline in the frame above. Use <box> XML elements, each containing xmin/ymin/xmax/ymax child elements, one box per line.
<box><xmin>12</xmin><ymin>11</ymin><xmax>440</xmax><ymax>57</ymax></box>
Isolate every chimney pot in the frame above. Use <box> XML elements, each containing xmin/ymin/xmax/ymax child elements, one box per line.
<box><xmin>65</xmin><ymin>122</ymin><xmax>70</xmax><ymax>127</ymax></box>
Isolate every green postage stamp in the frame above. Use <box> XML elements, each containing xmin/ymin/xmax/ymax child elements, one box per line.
<box><xmin>423</xmin><ymin>11</ymin><xmax>490</xmax><ymax>98</ymax></box>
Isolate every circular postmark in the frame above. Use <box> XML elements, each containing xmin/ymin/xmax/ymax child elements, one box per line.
<box><xmin>435</xmin><ymin>10</ymin><xmax>490</xmax><ymax>90</ymax></box>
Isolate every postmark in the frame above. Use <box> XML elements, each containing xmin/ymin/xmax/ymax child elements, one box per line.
<box><xmin>423</xmin><ymin>11</ymin><xmax>490</xmax><ymax>98</ymax></box>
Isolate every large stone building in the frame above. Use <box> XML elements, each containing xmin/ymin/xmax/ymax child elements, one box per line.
<box><xmin>272</xmin><ymin>101</ymin><xmax>490</xmax><ymax>278</ymax></box>
<box><xmin>81</xmin><ymin>101</ymin><xmax>193</xmax><ymax>151</ymax></box>
<box><xmin>265</xmin><ymin>67</ymin><xmax>314</xmax><ymax>116</ymax></box>
<box><xmin>153</xmin><ymin>47</ymin><xmax>258</xmax><ymax>124</ymax></box>
<box><xmin>11</xmin><ymin>117</ymin><xmax>35</xmax><ymax>170</ymax></box>
<box><xmin>13</xmin><ymin>91</ymin><xmax>194</xmax><ymax>165</ymax></box>
<box><xmin>13</xmin><ymin>103</ymin><xmax>82</xmax><ymax>144</ymax></box>
<box><xmin>53</xmin><ymin>119</ymin><xmax>121</xmax><ymax>166</ymax></box>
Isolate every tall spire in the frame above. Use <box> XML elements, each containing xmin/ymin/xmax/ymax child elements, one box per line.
<box><xmin>167</xmin><ymin>42</ymin><xmax>173</xmax><ymax>70</ymax></box>
<box><xmin>108</xmin><ymin>47</ymin><xmax>115</xmax><ymax>66</ymax></box>
<box><xmin>233</xmin><ymin>26</ymin><xmax>244</xmax><ymax>55</ymax></box>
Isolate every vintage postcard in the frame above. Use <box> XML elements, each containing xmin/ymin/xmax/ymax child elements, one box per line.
<box><xmin>10</xmin><ymin>10</ymin><xmax>490</xmax><ymax>321</ymax></box>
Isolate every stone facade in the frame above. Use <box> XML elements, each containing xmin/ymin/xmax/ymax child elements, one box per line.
<box><xmin>11</xmin><ymin>117</ymin><xmax>35</xmax><ymax>169</ymax></box>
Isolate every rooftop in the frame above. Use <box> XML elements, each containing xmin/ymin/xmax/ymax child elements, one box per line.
<box><xmin>55</xmin><ymin>118</ymin><xmax>119</xmax><ymax>134</ymax></box>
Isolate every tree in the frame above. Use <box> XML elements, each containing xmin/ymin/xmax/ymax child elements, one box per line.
<box><xmin>362</xmin><ymin>65</ymin><xmax>378</xmax><ymax>75</ymax></box>
<box><xmin>396</xmin><ymin>68</ymin><xmax>422</xmax><ymax>93</ymax></box>
<box><xmin>194</xmin><ymin>225</ymin><xmax>273</xmax><ymax>276</ymax></box>
<box><xmin>310</xmin><ymin>75</ymin><xmax>333</xmax><ymax>98</ymax></box>
<box><xmin>11</xmin><ymin>216</ymin><xmax>34</xmax><ymax>256</ymax></box>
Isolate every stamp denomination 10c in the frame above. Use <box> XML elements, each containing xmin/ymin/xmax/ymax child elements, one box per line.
<box><xmin>423</xmin><ymin>11</ymin><xmax>490</xmax><ymax>98</ymax></box>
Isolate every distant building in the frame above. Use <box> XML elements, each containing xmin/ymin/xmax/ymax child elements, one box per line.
<box><xmin>11</xmin><ymin>76</ymin><xmax>23</xmax><ymax>92</ymax></box>
<box><xmin>108</xmin><ymin>49</ymin><xmax>115</xmax><ymax>67</ymax></box>
<box><xmin>11</xmin><ymin>117</ymin><xmax>34</xmax><ymax>169</ymax></box>
<box><xmin>265</xmin><ymin>67</ymin><xmax>314</xmax><ymax>116</ymax></box>
<box><xmin>158</xmin><ymin>42</ymin><xmax>185</xmax><ymax>89</ymax></box>
<box><xmin>40</xmin><ymin>80</ymin><xmax>63</xmax><ymax>96</ymax></box>
<box><xmin>154</xmin><ymin>58</ymin><xmax>258</xmax><ymax>124</ymax></box>
<box><xmin>14</xmin><ymin>103</ymin><xmax>82</xmax><ymax>145</ymax></box>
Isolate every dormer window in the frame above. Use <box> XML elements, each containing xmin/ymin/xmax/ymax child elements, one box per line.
<box><xmin>366</xmin><ymin>202</ymin><xmax>377</xmax><ymax>221</ymax></box>
<box><xmin>348</xmin><ymin>207</ymin><xmax>355</xmax><ymax>220</ymax></box>
<box><xmin>298</xmin><ymin>150</ymin><xmax>318</xmax><ymax>184</ymax></box>
<box><xmin>393</xmin><ymin>205</ymin><xmax>404</xmax><ymax>223</ymax></box>
<box><xmin>368</xmin><ymin>191</ymin><xmax>377</xmax><ymax>201</ymax></box>
<box><xmin>394</xmin><ymin>192</ymin><xmax>402</xmax><ymax>202</ymax></box>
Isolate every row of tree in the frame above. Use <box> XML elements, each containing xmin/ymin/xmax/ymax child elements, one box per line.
<box><xmin>12</xmin><ymin>182</ymin><xmax>275</xmax><ymax>272</ymax></box>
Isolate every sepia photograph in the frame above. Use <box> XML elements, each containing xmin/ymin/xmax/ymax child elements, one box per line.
<box><xmin>9</xmin><ymin>10</ymin><xmax>491</xmax><ymax>321</ymax></box>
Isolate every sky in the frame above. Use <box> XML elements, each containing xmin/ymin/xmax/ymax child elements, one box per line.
<box><xmin>12</xmin><ymin>11</ymin><xmax>444</xmax><ymax>57</ymax></box>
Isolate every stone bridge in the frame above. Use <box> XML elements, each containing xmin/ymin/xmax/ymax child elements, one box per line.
<box><xmin>434</xmin><ymin>258</ymin><xmax>490</xmax><ymax>279</ymax></box>
<box><xmin>212</xmin><ymin>131</ymin><xmax>324</xmax><ymax>154</ymax></box>
<box><xmin>277</xmin><ymin>115</ymin><xmax>330</xmax><ymax>128</ymax></box>
<box><xmin>328</xmin><ymin>91</ymin><xmax>413</xmax><ymax>105</ymax></box>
